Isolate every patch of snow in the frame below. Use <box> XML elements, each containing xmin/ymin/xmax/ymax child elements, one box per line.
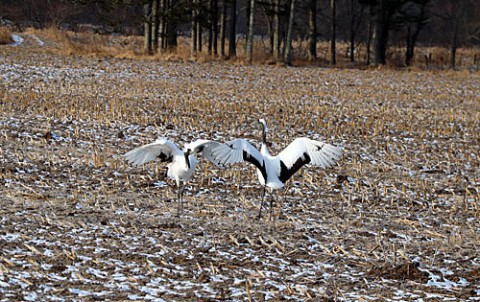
<box><xmin>23</xmin><ymin>292</ymin><xmax>38</xmax><ymax>301</ymax></box>
<box><xmin>30</xmin><ymin>34</ymin><xmax>45</xmax><ymax>46</ymax></box>
<box><xmin>69</xmin><ymin>288</ymin><xmax>91</xmax><ymax>297</ymax></box>
<box><xmin>153</xmin><ymin>181</ymin><xmax>167</xmax><ymax>188</ymax></box>
<box><xmin>86</xmin><ymin>267</ymin><xmax>109</xmax><ymax>279</ymax></box>
<box><xmin>9</xmin><ymin>34</ymin><xmax>23</xmax><ymax>46</ymax></box>
<box><xmin>0</xmin><ymin>233</ymin><xmax>21</xmax><ymax>242</ymax></box>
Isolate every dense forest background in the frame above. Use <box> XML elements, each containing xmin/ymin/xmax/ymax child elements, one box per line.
<box><xmin>1</xmin><ymin>0</ymin><xmax>479</xmax><ymax>67</ymax></box>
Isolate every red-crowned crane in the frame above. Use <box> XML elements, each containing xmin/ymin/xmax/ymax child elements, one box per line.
<box><xmin>210</xmin><ymin>119</ymin><xmax>343</xmax><ymax>218</ymax></box>
<box><xmin>124</xmin><ymin>138</ymin><xmax>223</xmax><ymax>216</ymax></box>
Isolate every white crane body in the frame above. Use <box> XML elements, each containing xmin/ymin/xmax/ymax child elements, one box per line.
<box><xmin>124</xmin><ymin>138</ymin><xmax>223</xmax><ymax>216</ymax></box>
<box><xmin>210</xmin><ymin>119</ymin><xmax>343</xmax><ymax>218</ymax></box>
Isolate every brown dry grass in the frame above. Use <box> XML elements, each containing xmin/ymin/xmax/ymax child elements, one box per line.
<box><xmin>367</xmin><ymin>262</ymin><xmax>430</xmax><ymax>282</ymax></box>
<box><xmin>0</xmin><ymin>26</ymin><xmax>14</xmax><ymax>45</ymax></box>
<box><xmin>23</xmin><ymin>27</ymin><xmax>140</xmax><ymax>58</ymax></box>
<box><xmin>0</xmin><ymin>36</ymin><xmax>479</xmax><ymax>301</ymax></box>
<box><xmin>13</xmin><ymin>27</ymin><xmax>479</xmax><ymax>70</ymax></box>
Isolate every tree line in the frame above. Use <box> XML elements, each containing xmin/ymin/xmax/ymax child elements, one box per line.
<box><xmin>1</xmin><ymin>0</ymin><xmax>479</xmax><ymax>67</ymax></box>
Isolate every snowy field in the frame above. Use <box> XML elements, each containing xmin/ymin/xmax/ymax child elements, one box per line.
<box><xmin>1</xmin><ymin>41</ymin><xmax>480</xmax><ymax>301</ymax></box>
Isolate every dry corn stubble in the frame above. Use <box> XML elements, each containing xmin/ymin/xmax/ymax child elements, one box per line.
<box><xmin>0</xmin><ymin>42</ymin><xmax>480</xmax><ymax>301</ymax></box>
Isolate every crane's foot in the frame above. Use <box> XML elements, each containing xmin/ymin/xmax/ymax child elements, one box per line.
<box><xmin>257</xmin><ymin>207</ymin><xmax>263</xmax><ymax>220</ymax></box>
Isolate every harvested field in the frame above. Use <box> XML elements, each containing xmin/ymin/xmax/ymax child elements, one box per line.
<box><xmin>1</xmin><ymin>37</ymin><xmax>480</xmax><ymax>301</ymax></box>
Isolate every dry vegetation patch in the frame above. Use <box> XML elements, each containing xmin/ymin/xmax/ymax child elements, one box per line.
<box><xmin>4</xmin><ymin>27</ymin><xmax>480</xmax><ymax>69</ymax></box>
<box><xmin>367</xmin><ymin>262</ymin><xmax>429</xmax><ymax>282</ymax></box>
<box><xmin>0</xmin><ymin>26</ymin><xmax>14</xmax><ymax>45</ymax></box>
<box><xmin>0</xmin><ymin>42</ymin><xmax>479</xmax><ymax>301</ymax></box>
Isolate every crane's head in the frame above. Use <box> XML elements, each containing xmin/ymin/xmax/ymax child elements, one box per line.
<box><xmin>258</xmin><ymin>118</ymin><xmax>268</xmax><ymax>132</ymax></box>
<box><xmin>258</xmin><ymin>118</ymin><xmax>268</xmax><ymax>144</ymax></box>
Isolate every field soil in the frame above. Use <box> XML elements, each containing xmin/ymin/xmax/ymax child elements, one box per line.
<box><xmin>1</xmin><ymin>37</ymin><xmax>480</xmax><ymax>301</ymax></box>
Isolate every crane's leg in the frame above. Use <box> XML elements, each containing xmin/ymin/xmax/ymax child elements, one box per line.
<box><xmin>257</xmin><ymin>185</ymin><xmax>267</xmax><ymax>219</ymax></box>
<box><xmin>278</xmin><ymin>186</ymin><xmax>289</xmax><ymax>219</ymax></box>
<box><xmin>176</xmin><ymin>186</ymin><xmax>181</xmax><ymax>216</ymax></box>
<box><xmin>177</xmin><ymin>185</ymin><xmax>185</xmax><ymax>217</ymax></box>
<box><xmin>269</xmin><ymin>194</ymin><xmax>275</xmax><ymax>221</ymax></box>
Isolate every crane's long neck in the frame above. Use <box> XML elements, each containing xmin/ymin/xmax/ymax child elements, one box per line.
<box><xmin>184</xmin><ymin>151</ymin><xmax>191</xmax><ymax>170</ymax></box>
<box><xmin>260</xmin><ymin>121</ymin><xmax>269</xmax><ymax>156</ymax></box>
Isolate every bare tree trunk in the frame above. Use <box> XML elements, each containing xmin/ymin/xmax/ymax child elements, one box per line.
<box><xmin>450</xmin><ymin>0</ymin><xmax>464</xmax><ymax>69</ymax></box>
<box><xmin>405</xmin><ymin>1</ymin><xmax>427</xmax><ymax>66</ymax></box>
<box><xmin>264</xmin><ymin>6</ymin><xmax>274</xmax><ymax>55</ymax></box>
<box><xmin>281</xmin><ymin>3</ymin><xmax>288</xmax><ymax>55</ymax></box>
<box><xmin>366</xmin><ymin>4</ymin><xmax>373</xmax><ymax>65</ymax></box>
<box><xmin>349</xmin><ymin>0</ymin><xmax>355</xmax><ymax>62</ymax></box>
<box><xmin>451</xmin><ymin>25</ymin><xmax>458</xmax><ymax>69</ymax></box>
<box><xmin>273</xmin><ymin>0</ymin><xmax>280</xmax><ymax>62</ymax></box>
<box><xmin>152</xmin><ymin>0</ymin><xmax>159</xmax><ymax>52</ymax></box>
<box><xmin>144</xmin><ymin>2</ymin><xmax>153</xmax><ymax>54</ymax></box>
<box><xmin>374</xmin><ymin>18</ymin><xmax>388</xmax><ymax>65</ymax></box>
<box><xmin>405</xmin><ymin>26</ymin><xmax>414</xmax><ymax>66</ymax></box>
<box><xmin>197</xmin><ymin>20</ymin><xmax>202</xmax><ymax>53</ymax></box>
<box><xmin>372</xmin><ymin>18</ymin><xmax>384</xmax><ymax>65</ymax></box>
<box><xmin>285</xmin><ymin>0</ymin><xmax>295</xmax><ymax>66</ymax></box>
<box><xmin>165</xmin><ymin>0</ymin><xmax>177</xmax><ymax>49</ymax></box>
<box><xmin>371</xmin><ymin>3</ymin><xmax>383</xmax><ymax>65</ymax></box>
<box><xmin>208</xmin><ymin>0</ymin><xmax>213</xmax><ymax>55</ymax></box>
<box><xmin>159</xmin><ymin>0</ymin><xmax>166</xmax><ymax>51</ymax></box>
<box><xmin>213</xmin><ymin>0</ymin><xmax>218</xmax><ymax>56</ymax></box>
<box><xmin>220</xmin><ymin>0</ymin><xmax>227</xmax><ymax>58</ymax></box>
<box><xmin>246</xmin><ymin>0</ymin><xmax>256</xmax><ymax>64</ymax></box>
<box><xmin>245</xmin><ymin>0</ymin><xmax>251</xmax><ymax>54</ymax></box>
<box><xmin>191</xmin><ymin>0</ymin><xmax>197</xmax><ymax>56</ymax></box>
<box><xmin>228</xmin><ymin>0</ymin><xmax>237</xmax><ymax>58</ymax></box>
<box><xmin>330</xmin><ymin>0</ymin><xmax>336</xmax><ymax>65</ymax></box>
<box><xmin>308</xmin><ymin>0</ymin><xmax>317</xmax><ymax>62</ymax></box>
<box><xmin>372</xmin><ymin>0</ymin><xmax>393</xmax><ymax>66</ymax></box>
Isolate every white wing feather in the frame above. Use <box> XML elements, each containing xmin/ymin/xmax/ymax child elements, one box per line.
<box><xmin>185</xmin><ymin>139</ymin><xmax>225</xmax><ymax>166</ymax></box>
<box><xmin>278</xmin><ymin>138</ymin><xmax>342</xmax><ymax>169</ymax></box>
<box><xmin>210</xmin><ymin>139</ymin><xmax>264</xmax><ymax>167</ymax></box>
<box><xmin>124</xmin><ymin>138</ymin><xmax>182</xmax><ymax>166</ymax></box>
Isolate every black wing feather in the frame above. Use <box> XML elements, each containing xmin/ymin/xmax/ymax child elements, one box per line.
<box><xmin>157</xmin><ymin>152</ymin><xmax>173</xmax><ymax>162</ymax></box>
<box><xmin>279</xmin><ymin>152</ymin><xmax>311</xmax><ymax>183</ymax></box>
<box><xmin>243</xmin><ymin>150</ymin><xmax>267</xmax><ymax>181</ymax></box>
